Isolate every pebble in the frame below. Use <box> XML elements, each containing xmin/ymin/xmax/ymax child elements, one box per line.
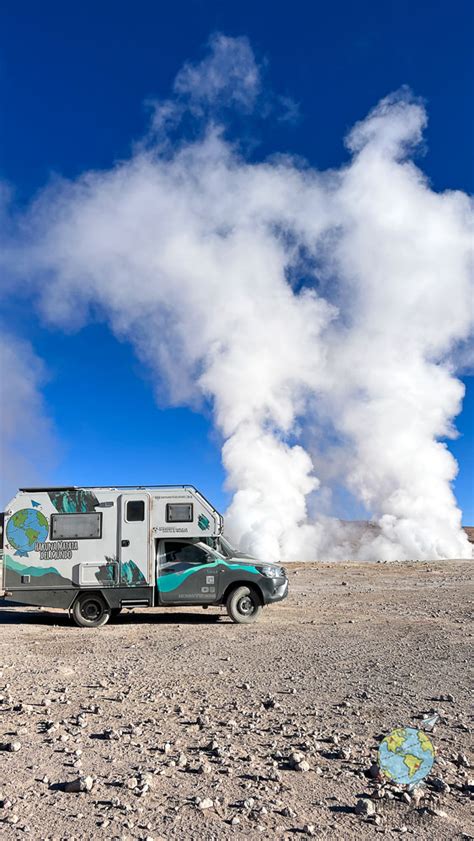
<box><xmin>0</xmin><ymin>742</ymin><xmax>21</xmax><ymax>753</ymax></box>
<box><xmin>8</xmin><ymin>741</ymin><xmax>22</xmax><ymax>752</ymax></box>
<box><xmin>294</xmin><ymin>759</ymin><xmax>310</xmax><ymax>772</ymax></box>
<box><xmin>104</xmin><ymin>729</ymin><xmax>121</xmax><ymax>741</ymax></box>
<box><xmin>288</xmin><ymin>751</ymin><xmax>310</xmax><ymax>771</ymax></box>
<box><xmin>197</xmin><ymin>797</ymin><xmax>214</xmax><ymax>810</ymax></box>
<box><xmin>411</xmin><ymin>787</ymin><xmax>424</xmax><ymax>806</ymax></box>
<box><xmin>368</xmin><ymin>763</ymin><xmax>381</xmax><ymax>779</ymax></box>
<box><xmin>262</xmin><ymin>696</ymin><xmax>281</xmax><ymax>710</ymax></box>
<box><xmin>427</xmin><ymin>807</ymin><xmax>448</xmax><ymax>818</ymax></box>
<box><xmin>63</xmin><ymin>775</ymin><xmax>94</xmax><ymax>793</ymax></box>
<box><xmin>197</xmin><ymin>763</ymin><xmax>212</xmax><ymax>775</ymax></box>
<box><xmin>355</xmin><ymin>798</ymin><xmax>375</xmax><ymax>817</ymax></box>
<box><xmin>431</xmin><ymin>777</ymin><xmax>450</xmax><ymax>793</ymax></box>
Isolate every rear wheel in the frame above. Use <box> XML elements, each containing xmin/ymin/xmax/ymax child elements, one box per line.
<box><xmin>226</xmin><ymin>585</ymin><xmax>262</xmax><ymax>624</ymax></box>
<box><xmin>72</xmin><ymin>594</ymin><xmax>111</xmax><ymax>628</ymax></box>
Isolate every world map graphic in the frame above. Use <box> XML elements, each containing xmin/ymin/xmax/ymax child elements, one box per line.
<box><xmin>6</xmin><ymin>508</ymin><xmax>49</xmax><ymax>557</ymax></box>
<box><xmin>378</xmin><ymin>727</ymin><xmax>435</xmax><ymax>785</ymax></box>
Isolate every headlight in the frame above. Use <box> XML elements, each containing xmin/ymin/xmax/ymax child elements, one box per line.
<box><xmin>259</xmin><ymin>565</ymin><xmax>284</xmax><ymax>578</ymax></box>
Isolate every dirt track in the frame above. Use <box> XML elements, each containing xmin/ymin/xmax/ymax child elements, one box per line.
<box><xmin>0</xmin><ymin>560</ymin><xmax>473</xmax><ymax>840</ymax></box>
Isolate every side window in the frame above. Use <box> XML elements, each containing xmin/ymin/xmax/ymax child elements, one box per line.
<box><xmin>51</xmin><ymin>513</ymin><xmax>102</xmax><ymax>540</ymax></box>
<box><xmin>163</xmin><ymin>542</ymin><xmax>208</xmax><ymax>566</ymax></box>
<box><xmin>126</xmin><ymin>500</ymin><xmax>145</xmax><ymax>522</ymax></box>
<box><xmin>166</xmin><ymin>503</ymin><xmax>193</xmax><ymax>523</ymax></box>
<box><xmin>163</xmin><ymin>541</ymin><xmax>186</xmax><ymax>564</ymax></box>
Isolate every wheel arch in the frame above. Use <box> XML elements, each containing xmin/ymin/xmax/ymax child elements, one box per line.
<box><xmin>222</xmin><ymin>579</ymin><xmax>264</xmax><ymax>606</ymax></box>
<box><xmin>71</xmin><ymin>589</ymin><xmax>113</xmax><ymax>609</ymax></box>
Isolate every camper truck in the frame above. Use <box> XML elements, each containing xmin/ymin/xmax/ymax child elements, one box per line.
<box><xmin>0</xmin><ymin>486</ymin><xmax>288</xmax><ymax>627</ymax></box>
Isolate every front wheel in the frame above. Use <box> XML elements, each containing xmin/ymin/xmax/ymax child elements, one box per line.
<box><xmin>226</xmin><ymin>585</ymin><xmax>262</xmax><ymax>624</ymax></box>
<box><xmin>72</xmin><ymin>594</ymin><xmax>111</xmax><ymax>628</ymax></box>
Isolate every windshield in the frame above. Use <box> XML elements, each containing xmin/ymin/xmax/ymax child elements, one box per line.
<box><xmin>197</xmin><ymin>541</ymin><xmax>226</xmax><ymax>561</ymax></box>
<box><xmin>218</xmin><ymin>535</ymin><xmax>237</xmax><ymax>557</ymax></box>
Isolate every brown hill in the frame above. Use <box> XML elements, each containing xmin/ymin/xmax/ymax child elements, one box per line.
<box><xmin>464</xmin><ymin>526</ymin><xmax>474</xmax><ymax>544</ymax></box>
<box><xmin>339</xmin><ymin>521</ymin><xmax>474</xmax><ymax>550</ymax></box>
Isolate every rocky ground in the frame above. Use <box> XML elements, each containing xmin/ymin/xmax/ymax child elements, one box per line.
<box><xmin>0</xmin><ymin>560</ymin><xmax>472</xmax><ymax>840</ymax></box>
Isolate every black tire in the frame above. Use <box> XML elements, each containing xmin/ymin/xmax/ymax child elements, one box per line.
<box><xmin>72</xmin><ymin>594</ymin><xmax>111</xmax><ymax>628</ymax></box>
<box><xmin>226</xmin><ymin>585</ymin><xmax>262</xmax><ymax>624</ymax></box>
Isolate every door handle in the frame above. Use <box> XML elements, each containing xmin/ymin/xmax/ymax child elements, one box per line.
<box><xmin>121</xmin><ymin>539</ymin><xmax>130</xmax><ymax>547</ymax></box>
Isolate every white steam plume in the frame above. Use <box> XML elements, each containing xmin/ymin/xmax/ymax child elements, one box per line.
<box><xmin>13</xmin><ymin>36</ymin><xmax>473</xmax><ymax>559</ymax></box>
<box><xmin>0</xmin><ymin>333</ymin><xmax>56</xmax><ymax>506</ymax></box>
<box><xmin>324</xmin><ymin>95</ymin><xmax>473</xmax><ymax>559</ymax></box>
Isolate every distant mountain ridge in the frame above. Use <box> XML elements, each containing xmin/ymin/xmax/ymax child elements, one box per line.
<box><xmin>336</xmin><ymin>521</ymin><xmax>474</xmax><ymax>556</ymax></box>
<box><xmin>464</xmin><ymin>527</ymin><xmax>474</xmax><ymax>544</ymax></box>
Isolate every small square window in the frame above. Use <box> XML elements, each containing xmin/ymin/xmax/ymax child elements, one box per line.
<box><xmin>166</xmin><ymin>503</ymin><xmax>193</xmax><ymax>523</ymax></box>
<box><xmin>126</xmin><ymin>500</ymin><xmax>145</xmax><ymax>522</ymax></box>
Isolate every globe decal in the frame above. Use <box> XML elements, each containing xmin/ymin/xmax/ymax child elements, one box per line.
<box><xmin>6</xmin><ymin>508</ymin><xmax>49</xmax><ymax>557</ymax></box>
<box><xmin>378</xmin><ymin>727</ymin><xmax>435</xmax><ymax>785</ymax></box>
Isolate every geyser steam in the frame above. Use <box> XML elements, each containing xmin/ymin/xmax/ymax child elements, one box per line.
<box><xmin>12</xmin><ymin>35</ymin><xmax>474</xmax><ymax>559</ymax></box>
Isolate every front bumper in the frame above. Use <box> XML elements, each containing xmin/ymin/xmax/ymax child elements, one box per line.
<box><xmin>259</xmin><ymin>576</ymin><xmax>289</xmax><ymax>604</ymax></box>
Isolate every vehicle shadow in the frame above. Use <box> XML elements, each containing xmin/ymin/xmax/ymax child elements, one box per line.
<box><xmin>0</xmin><ymin>602</ymin><xmax>226</xmax><ymax>627</ymax></box>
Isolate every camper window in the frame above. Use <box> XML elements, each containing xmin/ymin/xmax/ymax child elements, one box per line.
<box><xmin>51</xmin><ymin>512</ymin><xmax>102</xmax><ymax>540</ymax></box>
<box><xmin>126</xmin><ymin>500</ymin><xmax>145</xmax><ymax>522</ymax></box>
<box><xmin>166</xmin><ymin>503</ymin><xmax>193</xmax><ymax>523</ymax></box>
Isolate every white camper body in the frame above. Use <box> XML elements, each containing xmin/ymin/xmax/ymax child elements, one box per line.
<box><xmin>2</xmin><ymin>486</ymin><xmax>221</xmax><ymax>603</ymax></box>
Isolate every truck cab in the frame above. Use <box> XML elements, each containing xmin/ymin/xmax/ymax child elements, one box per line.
<box><xmin>156</xmin><ymin>537</ymin><xmax>288</xmax><ymax>623</ymax></box>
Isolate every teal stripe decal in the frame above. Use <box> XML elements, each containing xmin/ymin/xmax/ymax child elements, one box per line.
<box><xmin>157</xmin><ymin>560</ymin><xmax>260</xmax><ymax>593</ymax></box>
<box><xmin>5</xmin><ymin>555</ymin><xmax>61</xmax><ymax>578</ymax></box>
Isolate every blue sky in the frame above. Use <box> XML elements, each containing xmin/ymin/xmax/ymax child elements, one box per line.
<box><xmin>0</xmin><ymin>0</ymin><xmax>472</xmax><ymax>523</ymax></box>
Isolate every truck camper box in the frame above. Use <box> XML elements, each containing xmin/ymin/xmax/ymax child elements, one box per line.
<box><xmin>1</xmin><ymin>485</ymin><xmax>288</xmax><ymax>626</ymax></box>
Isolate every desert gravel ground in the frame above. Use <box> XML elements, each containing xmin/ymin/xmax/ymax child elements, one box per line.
<box><xmin>0</xmin><ymin>560</ymin><xmax>473</xmax><ymax>840</ymax></box>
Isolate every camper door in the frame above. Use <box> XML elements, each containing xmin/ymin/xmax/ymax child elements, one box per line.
<box><xmin>119</xmin><ymin>493</ymin><xmax>150</xmax><ymax>587</ymax></box>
